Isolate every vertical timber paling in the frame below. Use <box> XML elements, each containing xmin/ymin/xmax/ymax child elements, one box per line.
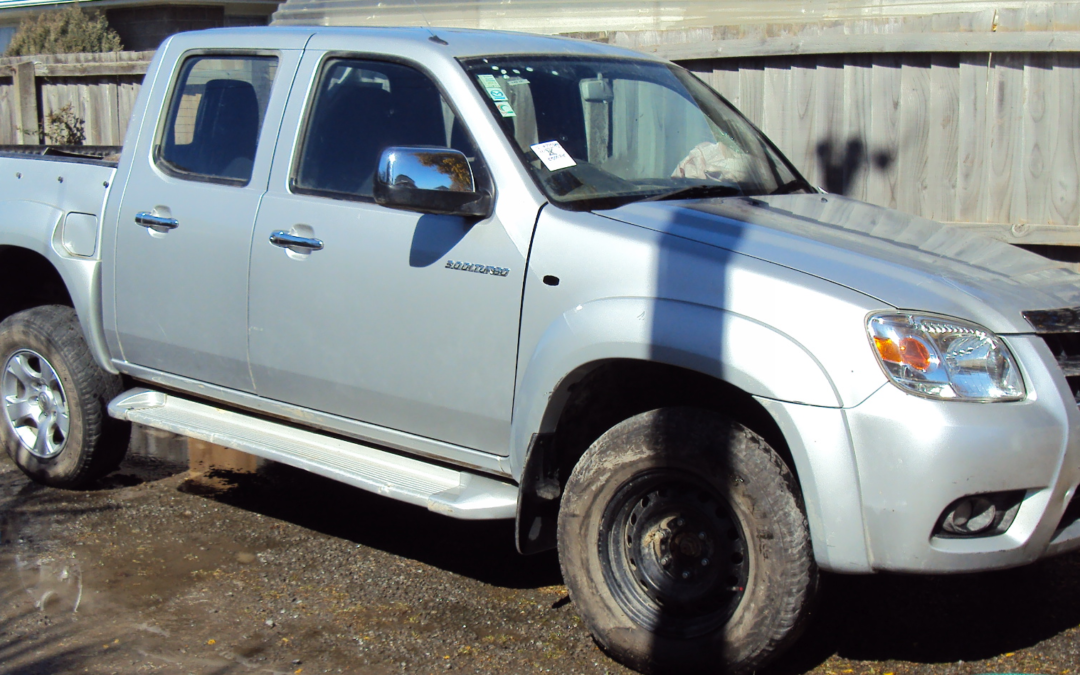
<box><xmin>11</xmin><ymin>61</ymin><xmax>38</xmax><ymax>145</ymax></box>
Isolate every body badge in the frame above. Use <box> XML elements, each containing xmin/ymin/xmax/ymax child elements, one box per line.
<box><xmin>445</xmin><ymin>260</ymin><xmax>510</xmax><ymax>277</ymax></box>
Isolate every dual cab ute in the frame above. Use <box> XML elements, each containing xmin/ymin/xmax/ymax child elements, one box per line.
<box><xmin>4</xmin><ymin>26</ymin><xmax>1080</xmax><ymax>674</ymax></box>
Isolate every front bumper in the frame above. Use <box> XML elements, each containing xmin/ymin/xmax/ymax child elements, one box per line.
<box><xmin>848</xmin><ymin>334</ymin><xmax>1080</xmax><ymax>572</ymax></box>
<box><xmin>767</xmin><ymin>334</ymin><xmax>1080</xmax><ymax>574</ymax></box>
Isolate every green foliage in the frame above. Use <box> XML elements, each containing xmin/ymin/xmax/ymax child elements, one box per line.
<box><xmin>5</xmin><ymin>5</ymin><xmax>123</xmax><ymax>57</ymax></box>
<box><xmin>21</xmin><ymin>104</ymin><xmax>86</xmax><ymax>145</ymax></box>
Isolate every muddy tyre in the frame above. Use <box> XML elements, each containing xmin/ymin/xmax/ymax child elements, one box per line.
<box><xmin>0</xmin><ymin>305</ymin><xmax>129</xmax><ymax>488</ymax></box>
<box><xmin>558</xmin><ymin>408</ymin><xmax>816</xmax><ymax>674</ymax></box>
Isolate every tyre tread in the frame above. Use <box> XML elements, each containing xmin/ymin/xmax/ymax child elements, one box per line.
<box><xmin>558</xmin><ymin>407</ymin><xmax>817</xmax><ymax>675</ymax></box>
<box><xmin>0</xmin><ymin>305</ymin><xmax>128</xmax><ymax>488</ymax></box>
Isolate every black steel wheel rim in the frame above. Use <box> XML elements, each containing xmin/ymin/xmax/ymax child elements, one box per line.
<box><xmin>600</xmin><ymin>470</ymin><xmax>749</xmax><ymax>639</ymax></box>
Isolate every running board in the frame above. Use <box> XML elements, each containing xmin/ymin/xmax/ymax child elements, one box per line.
<box><xmin>108</xmin><ymin>388</ymin><xmax>518</xmax><ymax>520</ymax></box>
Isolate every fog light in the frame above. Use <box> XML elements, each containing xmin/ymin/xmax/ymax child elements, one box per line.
<box><xmin>935</xmin><ymin>491</ymin><xmax>1026</xmax><ymax>538</ymax></box>
<box><xmin>943</xmin><ymin>497</ymin><xmax>995</xmax><ymax>534</ymax></box>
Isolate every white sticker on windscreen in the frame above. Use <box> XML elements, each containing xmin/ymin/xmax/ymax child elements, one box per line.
<box><xmin>478</xmin><ymin>74</ymin><xmax>499</xmax><ymax>88</ymax></box>
<box><xmin>531</xmin><ymin>141</ymin><xmax>577</xmax><ymax>171</ymax></box>
<box><xmin>495</xmin><ymin>101</ymin><xmax>517</xmax><ymax>118</ymax></box>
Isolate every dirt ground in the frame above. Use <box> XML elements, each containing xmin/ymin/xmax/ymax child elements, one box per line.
<box><xmin>2</xmin><ymin>428</ymin><xmax>1080</xmax><ymax>675</ymax></box>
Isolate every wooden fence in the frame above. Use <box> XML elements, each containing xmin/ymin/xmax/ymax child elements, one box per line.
<box><xmin>2</xmin><ymin>35</ymin><xmax>1080</xmax><ymax>244</ymax></box>
<box><xmin>596</xmin><ymin>3</ymin><xmax>1080</xmax><ymax>245</ymax></box>
<box><xmin>687</xmin><ymin>51</ymin><xmax>1080</xmax><ymax>245</ymax></box>
<box><xmin>0</xmin><ymin>51</ymin><xmax>153</xmax><ymax>147</ymax></box>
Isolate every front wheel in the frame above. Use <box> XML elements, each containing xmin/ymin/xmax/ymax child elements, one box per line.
<box><xmin>0</xmin><ymin>305</ymin><xmax>129</xmax><ymax>488</ymax></box>
<box><xmin>558</xmin><ymin>408</ymin><xmax>817</xmax><ymax>674</ymax></box>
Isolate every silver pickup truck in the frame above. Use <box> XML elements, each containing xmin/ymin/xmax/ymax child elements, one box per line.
<box><xmin>3</xmin><ymin>25</ymin><xmax>1080</xmax><ymax>674</ymax></box>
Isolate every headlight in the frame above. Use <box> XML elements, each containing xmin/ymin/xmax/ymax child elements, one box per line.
<box><xmin>867</xmin><ymin>313</ymin><xmax>1025</xmax><ymax>401</ymax></box>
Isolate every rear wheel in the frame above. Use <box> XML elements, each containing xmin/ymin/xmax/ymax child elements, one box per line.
<box><xmin>558</xmin><ymin>407</ymin><xmax>816</xmax><ymax>674</ymax></box>
<box><xmin>0</xmin><ymin>306</ymin><xmax>129</xmax><ymax>488</ymax></box>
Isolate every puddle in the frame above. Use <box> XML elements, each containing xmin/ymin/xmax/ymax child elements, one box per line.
<box><xmin>0</xmin><ymin>428</ymin><xmax>275</xmax><ymax>618</ymax></box>
<box><xmin>10</xmin><ymin>553</ymin><xmax>85</xmax><ymax>613</ymax></box>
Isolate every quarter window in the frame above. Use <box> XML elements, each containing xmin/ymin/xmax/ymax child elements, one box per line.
<box><xmin>158</xmin><ymin>54</ymin><xmax>278</xmax><ymax>183</ymax></box>
<box><xmin>293</xmin><ymin>58</ymin><xmax>483</xmax><ymax>201</ymax></box>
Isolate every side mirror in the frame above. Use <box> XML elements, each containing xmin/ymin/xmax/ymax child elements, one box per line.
<box><xmin>373</xmin><ymin>147</ymin><xmax>493</xmax><ymax>218</ymax></box>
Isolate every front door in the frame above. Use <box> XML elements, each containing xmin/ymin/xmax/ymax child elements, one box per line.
<box><xmin>112</xmin><ymin>51</ymin><xmax>293</xmax><ymax>392</ymax></box>
<box><xmin>247</xmin><ymin>54</ymin><xmax>525</xmax><ymax>454</ymax></box>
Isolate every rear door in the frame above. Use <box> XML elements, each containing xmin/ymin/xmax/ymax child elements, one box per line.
<box><xmin>111</xmin><ymin>47</ymin><xmax>301</xmax><ymax>391</ymax></box>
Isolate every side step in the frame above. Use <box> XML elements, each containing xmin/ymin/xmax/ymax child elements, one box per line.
<box><xmin>108</xmin><ymin>388</ymin><xmax>518</xmax><ymax>520</ymax></box>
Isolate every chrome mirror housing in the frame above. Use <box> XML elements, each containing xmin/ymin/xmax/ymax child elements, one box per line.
<box><xmin>373</xmin><ymin>147</ymin><xmax>493</xmax><ymax>218</ymax></box>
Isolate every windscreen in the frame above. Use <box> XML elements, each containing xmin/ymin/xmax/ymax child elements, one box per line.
<box><xmin>460</xmin><ymin>56</ymin><xmax>809</xmax><ymax>210</ymax></box>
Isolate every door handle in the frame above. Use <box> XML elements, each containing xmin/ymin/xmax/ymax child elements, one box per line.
<box><xmin>135</xmin><ymin>212</ymin><xmax>179</xmax><ymax>231</ymax></box>
<box><xmin>269</xmin><ymin>231</ymin><xmax>324</xmax><ymax>252</ymax></box>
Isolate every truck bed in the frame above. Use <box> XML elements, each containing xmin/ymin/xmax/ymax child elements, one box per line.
<box><xmin>0</xmin><ymin>147</ymin><xmax>121</xmax><ymax>237</ymax></box>
<box><xmin>0</xmin><ymin>145</ymin><xmax>121</xmax><ymax>167</ymax></box>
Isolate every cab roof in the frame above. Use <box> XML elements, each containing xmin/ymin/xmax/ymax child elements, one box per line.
<box><xmin>165</xmin><ymin>25</ymin><xmax>661</xmax><ymax>63</ymax></box>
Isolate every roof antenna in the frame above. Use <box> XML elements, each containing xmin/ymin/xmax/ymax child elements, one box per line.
<box><xmin>410</xmin><ymin>0</ymin><xmax>448</xmax><ymax>45</ymax></box>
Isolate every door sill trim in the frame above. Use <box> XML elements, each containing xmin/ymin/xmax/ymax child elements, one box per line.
<box><xmin>112</xmin><ymin>360</ymin><xmax>513</xmax><ymax>478</ymax></box>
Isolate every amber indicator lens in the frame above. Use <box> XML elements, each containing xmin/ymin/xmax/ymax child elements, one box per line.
<box><xmin>899</xmin><ymin>338</ymin><xmax>931</xmax><ymax>371</ymax></box>
<box><xmin>873</xmin><ymin>336</ymin><xmax>931</xmax><ymax>372</ymax></box>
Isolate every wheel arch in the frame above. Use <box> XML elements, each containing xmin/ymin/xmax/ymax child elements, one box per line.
<box><xmin>551</xmin><ymin>358</ymin><xmax>796</xmax><ymax>476</ymax></box>
<box><xmin>0</xmin><ymin>201</ymin><xmax>115</xmax><ymax>375</ymax></box>
<box><xmin>511</xmin><ymin>297</ymin><xmax>842</xmax><ymax>555</ymax></box>
<box><xmin>0</xmin><ymin>246</ymin><xmax>74</xmax><ymax>319</ymax></box>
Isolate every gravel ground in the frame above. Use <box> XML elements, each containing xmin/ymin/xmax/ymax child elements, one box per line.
<box><xmin>2</xmin><ymin>429</ymin><xmax>1080</xmax><ymax>675</ymax></box>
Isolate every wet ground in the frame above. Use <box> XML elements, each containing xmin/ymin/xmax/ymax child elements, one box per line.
<box><xmin>2</xmin><ymin>428</ymin><xmax>1080</xmax><ymax>675</ymax></box>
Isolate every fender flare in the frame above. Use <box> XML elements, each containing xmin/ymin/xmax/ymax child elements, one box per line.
<box><xmin>510</xmin><ymin>297</ymin><xmax>840</xmax><ymax>474</ymax></box>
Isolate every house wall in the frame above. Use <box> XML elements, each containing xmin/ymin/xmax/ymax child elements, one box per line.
<box><xmin>269</xmin><ymin>0</ymin><xmax>1043</xmax><ymax>33</ymax></box>
<box><xmin>0</xmin><ymin>1</ymin><xmax>279</xmax><ymax>54</ymax></box>
<box><xmin>0</xmin><ymin>25</ymin><xmax>15</xmax><ymax>53</ymax></box>
<box><xmin>105</xmin><ymin>6</ymin><xmax>226</xmax><ymax>51</ymax></box>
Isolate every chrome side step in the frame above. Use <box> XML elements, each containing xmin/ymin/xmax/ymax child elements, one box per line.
<box><xmin>108</xmin><ymin>388</ymin><xmax>518</xmax><ymax>520</ymax></box>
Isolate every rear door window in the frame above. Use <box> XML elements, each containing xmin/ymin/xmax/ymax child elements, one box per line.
<box><xmin>157</xmin><ymin>54</ymin><xmax>278</xmax><ymax>184</ymax></box>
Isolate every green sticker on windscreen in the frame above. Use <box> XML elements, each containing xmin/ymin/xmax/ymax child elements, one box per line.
<box><xmin>495</xmin><ymin>101</ymin><xmax>516</xmax><ymax>117</ymax></box>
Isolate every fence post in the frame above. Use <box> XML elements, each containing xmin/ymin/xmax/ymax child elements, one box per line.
<box><xmin>11</xmin><ymin>60</ymin><xmax>39</xmax><ymax>145</ymax></box>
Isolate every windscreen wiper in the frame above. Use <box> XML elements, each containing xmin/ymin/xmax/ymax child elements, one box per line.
<box><xmin>641</xmin><ymin>184</ymin><xmax>744</xmax><ymax>202</ymax></box>
<box><xmin>769</xmin><ymin>178</ymin><xmax>814</xmax><ymax>195</ymax></box>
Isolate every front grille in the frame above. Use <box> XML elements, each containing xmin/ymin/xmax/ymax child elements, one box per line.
<box><xmin>1056</xmin><ymin>491</ymin><xmax>1080</xmax><ymax>537</ymax></box>
<box><xmin>1025</xmin><ymin>308</ymin><xmax>1080</xmax><ymax>406</ymax></box>
<box><xmin>1038</xmin><ymin>332</ymin><xmax>1080</xmax><ymax>405</ymax></box>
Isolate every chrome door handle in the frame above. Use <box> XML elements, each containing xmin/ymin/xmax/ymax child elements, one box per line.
<box><xmin>269</xmin><ymin>231</ymin><xmax>324</xmax><ymax>252</ymax></box>
<box><xmin>135</xmin><ymin>212</ymin><xmax>179</xmax><ymax>231</ymax></box>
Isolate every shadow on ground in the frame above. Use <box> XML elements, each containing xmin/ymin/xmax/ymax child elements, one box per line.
<box><xmin>10</xmin><ymin>440</ymin><xmax>1078</xmax><ymax>675</ymax></box>
<box><xmin>181</xmin><ymin>460</ymin><xmax>1080</xmax><ymax>672</ymax></box>
<box><xmin>772</xmin><ymin>554</ymin><xmax>1080</xmax><ymax>673</ymax></box>
<box><xmin>183</xmin><ymin>462</ymin><xmax>562</xmax><ymax>591</ymax></box>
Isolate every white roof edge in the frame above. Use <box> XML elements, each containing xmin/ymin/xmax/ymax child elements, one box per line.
<box><xmin>206</xmin><ymin>24</ymin><xmax>662</xmax><ymax>60</ymax></box>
